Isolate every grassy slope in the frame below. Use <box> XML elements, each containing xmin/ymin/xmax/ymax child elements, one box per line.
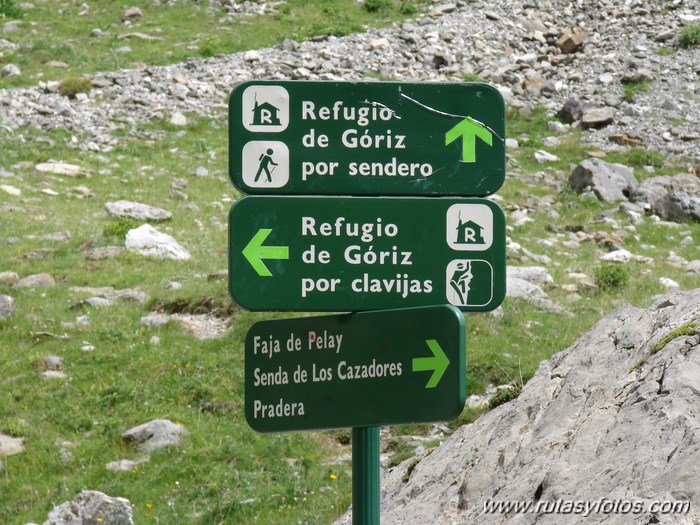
<box><xmin>1</xmin><ymin>2</ymin><xmax>700</xmax><ymax>524</ymax></box>
<box><xmin>0</xmin><ymin>0</ymin><xmax>415</xmax><ymax>89</ymax></box>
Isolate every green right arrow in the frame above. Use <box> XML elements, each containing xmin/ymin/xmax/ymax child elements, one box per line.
<box><xmin>412</xmin><ymin>339</ymin><xmax>450</xmax><ymax>388</ymax></box>
<box><xmin>242</xmin><ymin>228</ymin><xmax>289</xmax><ymax>277</ymax></box>
<box><xmin>445</xmin><ymin>117</ymin><xmax>493</xmax><ymax>163</ymax></box>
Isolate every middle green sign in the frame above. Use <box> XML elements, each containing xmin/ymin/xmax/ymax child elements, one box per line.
<box><xmin>229</xmin><ymin>196</ymin><xmax>506</xmax><ymax>312</ymax></box>
<box><xmin>229</xmin><ymin>80</ymin><xmax>505</xmax><ymax>197</ymax></box>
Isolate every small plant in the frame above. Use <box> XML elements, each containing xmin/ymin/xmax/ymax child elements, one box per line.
<box><xmin>654</xmin><ymin>47</ymin><xmax>674</xmax><ymax>56</ymax></box>
<box><xmin>622</xmin><ymin>80</ymin><xmax>649</xmax><ymax>102</ymax></box>
<box><xmin>629</xmin><ymin>356</ymin><xmax>648</xmax><ymax>372</ymax></box>
<box><xmin>362</xmin><ymin>0</ymin><xmax>394</xmax><ymax>13</ymax></box>
<box><xmin>594</xmin><ymin>263</ymin><xmax>629</xmax><ymax>292</ymax></box>
<box><xmin>622</xmin><ymin>148</ymin><xmax>665</xmax><ymax>168</ymax></box>
<box><xmin>463</xmin><ymin>73</ymin><xmax>485</xmax><ymax>82</ymax></box>
<box><xmin>488</xmin><ymin>385</ymin><xmax>522</xmax><ymax>409</ymax></box>
<box><xmin>679</xmin><ymin>24</ymin><xmax>700</xmax><ymax>48</ymax></box>
<box><xmin>198</xmin><ymin>35</ymin><xmax>221</xmax><ymax>58</ymax></box>
<box><xmin>103</xmin><ymin>218</ymin><xmax>139</xmax><ymax>241</ymax></box>
<box><xmin>0</xmin><ymin>0</ymin><xmax>24</xmax><ymax>18</ymax></box>
<box><xmin>402</xmin><ymin>457</ymin><xmax>420</xmax><ymax>482</ymax></box>
<box><xmin>58</xmin><ymin>76</ymin><xmax>92</xmax><ymax>99</ymax></box>
<box><xmin>650</xmin><ymin>320</ymin><xmax>699</xmax><ymax>355</ymax></box>
<box><xmin>399</xmin><ymin>1</ymin><xmax>418</xmax><ymax>14</ymax></box>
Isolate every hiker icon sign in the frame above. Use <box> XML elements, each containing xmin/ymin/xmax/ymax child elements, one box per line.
<box><xmin>242</xmin><ymin>141</ymin><xmax>290</xmax><ymax>188</ymax></box>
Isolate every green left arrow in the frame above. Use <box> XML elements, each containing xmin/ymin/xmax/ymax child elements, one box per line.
<box><xmin>445</xmin><ymin>117</ymin><xmax>493</xmax><ymax>163</ymax></box>
<box><xmin>242</xmin><ymin>228</ymin><xmax>289</xmax><ymax>277</ymax></box>
<box><xmin>412</xmin><ymin>339</ymin><xmax>450</xmax><ymax>389</ymax></box>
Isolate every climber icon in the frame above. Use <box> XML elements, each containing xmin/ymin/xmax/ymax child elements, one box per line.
<box><xmin>446</xmin><ymin>259</ymin><xmax>493</xmax><ymax>307</ymax></box>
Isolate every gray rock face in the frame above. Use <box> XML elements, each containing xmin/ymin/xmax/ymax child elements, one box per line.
<box><xmin>121</xmin><ymin>419</ymin><xmax>189</xmax><ymax>452</ymax></box>
<box><xmin>43</xmin><ymin>490</ymin><xmax>133</xmax><ymax>525</ymax></box>
<box><xmin>630</xmin><ymin>173</ymin><xmax>700</xmax><ymax>221</ymax></box>
<box><xmin>653</xmin><ymin>191</ymin><xmax>700</xmax><ymax>222</ymax></box>
<box><xmin>0</xmin><ymin>294</ymin><xmax>14</xmax><ymax>320</ymax></box>
<box><xmin>505</xmin><ymin>265</ymin><xmax>563</xmax><ymax>311</ymax></box>
<box><xmin>105</xmin><ymin>200</ymin><xmax>172</xmax><ymax>222</ymax></box>
<box><xmin>335</xmin><ymin>289</ymin><xmax>700</xmax><ymax>525</ymax></box>
<box><xmin>568</xmin><ymin>158</ymin><xmax>637</xmax><ymax>202</ymax></box>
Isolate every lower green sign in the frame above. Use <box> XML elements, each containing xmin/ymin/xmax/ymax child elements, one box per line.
<box><xmin>229</xmin><ymin>196</ymin><xmax>506</xmax><ymax>312</ymax></box>
<box><xmin>245</xmin><ymin>306</ymin><xmax>466</xmax><ymax>433</ymax></box>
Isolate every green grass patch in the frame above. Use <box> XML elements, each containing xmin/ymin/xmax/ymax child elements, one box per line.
<box><xmin>594</xmin><ymin>264</ymin><xmax>629</xmax><ymax>292</ymax></box>
<box><xmin>654</xmin><ymin>47</ymin><xmax>674</xmax><ymax>56</ymax></box>
<box><xmin>0</xmin><ymin>0</ymin><xmax>23</xmax><ymax>18</ymax></box>
<box><xmin>679</xmin><ymin>24</ymin><xmax>700</xmax><ymax>47</ymax></box>
<box><xmin>0</xmin><ymin>0</ymin><xmax>429</xmax><ymax>89</ymax></box>
<box><xmin>488</xmin><ymin>386</ymin><xmax>522</xmax><ymax>409</ymax></box>
<box><xmin>629</xmin><ymin>357</ymin><xmax>648</xmax><ymax>372</ymax></box>
<box><xmin>650</xmin><ymin>320</ymin><xmax>699</xmax><ymax>355</ymax></box>
<box><xmin>363</xmin><ymin>0</ymin><xmax>395</xmax><ymax>13</ymax></box>
<box><xmin>463</xmin><ymin>73</ymin><xmax>485</xmax><ymax>82</ymax></box>
<box><xmin>622</xmin><ymin>80</ymin><xmax>650</xmax><ymax>102</ymax></box>
<box><xmin>58</xmin><ymin>76</ymin><xmax>92</xmax><ymax>98</ymax></box>
<box><xmin>618</xmin><ymin>148</ymin><xmax>665</xmax><ymax>169</ymax></box>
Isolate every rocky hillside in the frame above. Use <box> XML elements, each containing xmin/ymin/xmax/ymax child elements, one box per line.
<box><xmin>336</xmin><ymin>289</ymin><xmax>700</xmax><ymax>525</ymax></box>
<box><xmin>1</xmin><ymin>0</ymin><xmax>699</xmax><ymax>162</ymax></box>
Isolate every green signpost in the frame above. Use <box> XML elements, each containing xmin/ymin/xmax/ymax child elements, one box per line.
<box><xmin>245</xmin><ymin>306</ymin><xmax>466</xmax><ymax>433</ymax></box>
<box><xmin>229</xmin><ymin>195</ymin><xmax>506</xmax><ymax>312</ymax></box>
<box><xmin>228</xmin><ymin>80</ymin><xmax>508</xmax><ymax>525</ymax></box>
<box><xmin>229</xmin><ymin>81</ymin><xmax>505</xmax><ymax>197</ymax></box>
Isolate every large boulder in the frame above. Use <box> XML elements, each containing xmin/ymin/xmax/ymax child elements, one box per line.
<box><xmin>568</xmin><ymin>158</ymin><xmax>637</xmax><ymax>202</ymax></box>
<box><xmin>43</xmin><ymin>490</ymin><xmax>133</xmax><ymax>525</ymax></box>
<box><xmin>335</xmin><ymin>289</ymin><xmax>700</xmax><ymax>524</ymax></box>
<box><xmin>652</xmin><ymin>191</ymin><xmax>700</xmax><ymax>222</ymax></box>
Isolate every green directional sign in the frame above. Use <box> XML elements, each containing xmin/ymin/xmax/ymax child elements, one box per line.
<box><xmin>229</xmin><ymin>81</ymin><xmax>505</xmax><ymax>197</ymax></box>
<box><xmin>245</xmin><ymin>305</ymin><xmax>466</xmax><ymax>433</ymax></box>
<box><xmin>229</xmin><ymin>196</ymin><xmax>506</xmax><ymax>312</ymax></box>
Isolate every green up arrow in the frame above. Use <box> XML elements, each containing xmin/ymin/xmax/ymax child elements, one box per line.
<box><xmin>242</xmin><ymin>228</ymin><xmax>289</xmax><ymax>277</ymax></box>
<box><xmin>445</xmin><ymin>117</ymin><xmax>493</xmax><ymax>163</ymax></box>
<box><xmin>412</xmin><ymin>339</ymin><xmax>449</xmax><ymax>389</ymax></box>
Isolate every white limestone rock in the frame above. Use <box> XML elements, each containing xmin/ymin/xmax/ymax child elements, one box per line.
<box><xmin>125</xmin><ymin>224</ymin><xmax>190</xmax><ymax>260</ymax></box>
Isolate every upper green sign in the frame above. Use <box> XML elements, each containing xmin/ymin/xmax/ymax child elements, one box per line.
<box><xmin>229</xmin><ymin>196</ymin><xmax>506</xmax><ymax>312</ymax></box>
<box><xmin>245</xmin><ymin>306</ymin><xmax>466</xmax><ymax>433</ymax></box>
<box><xmin>229</xmin><ymin>81</ymin><xmax>505</xmax><ymax>197</ymax></box>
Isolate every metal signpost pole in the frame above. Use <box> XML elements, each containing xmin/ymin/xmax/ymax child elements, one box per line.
<box><xmin>352</xmin><ymin>426</ymin><xmax>380</xmax><ymax>525</ymax></box>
